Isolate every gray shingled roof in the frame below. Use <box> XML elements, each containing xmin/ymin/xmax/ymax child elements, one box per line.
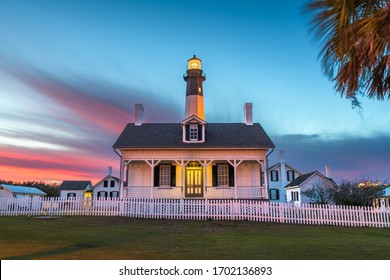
<box><xmin>113</xmin><ymin>123</ymin><xmax>274</xmax><ymax>149</ymax></box>
<box><xmin>60</xmin><ymin>181</ymin><xmax>91</xmax><ymax>191</ymax></box>
<box><xmin>284</xmin><ymin>171</ymin><xmax>336</xmax><ymax>188</ymax></box>
<box><xmin>285</xmin><ymin>172</ymin><xmax>317</xmax><ymax>188</ymax></box>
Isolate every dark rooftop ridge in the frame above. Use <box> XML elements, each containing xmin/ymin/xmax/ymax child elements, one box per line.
<box><xmin>113</xmin><ymin>123</ymin><xmax>275</xmax><ymax>149</ymax></box>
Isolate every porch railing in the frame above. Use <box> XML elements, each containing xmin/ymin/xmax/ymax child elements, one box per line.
<box><xmin>124</xmin><ymin>186</ymin><xmax>267</xmax><ymax>199</ymax></box>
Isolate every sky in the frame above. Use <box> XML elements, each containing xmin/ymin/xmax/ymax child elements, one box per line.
<box><xmin>0</xmin><ymin>0</ymin><xmax>389</xmax><ymax>184</ymax></box>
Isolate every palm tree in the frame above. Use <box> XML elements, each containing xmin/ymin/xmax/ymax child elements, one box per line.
<box><xmin>304</xmin><ymin>0</ymin><xmax>390</xmax><ymax>100</ymax></box>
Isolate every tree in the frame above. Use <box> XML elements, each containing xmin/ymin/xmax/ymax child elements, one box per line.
<box><xmin>0</xmin><ymin>179</ymin><xmax>60</xmax><ymax>197</ymax></box>
<box><xmin>304</xmin><ymin>0</ymin><xmax>390</xmax><ymax>100</ymax></box>
<box><xmin>301</xmin><ymin>183</ymin><xmax>336</xmax><ymax>204</ymax></box>
<box><xmin>302</xmin><ymin>179</ymin><xmax>386</xmax><ymax>206</ymax></box>
<box><xmin>334</xmin><ymin>180</ymin><xmax>386</xmax><ymax>206</ymax></box>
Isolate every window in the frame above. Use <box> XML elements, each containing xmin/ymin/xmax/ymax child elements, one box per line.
<box><xmin>159</xmin><ymin>165</ymin><xmax>171</xmax><ymax>187</ymax></box>
<box><xmin>110</xmin><ymin>191</ymin><xmax>119</xmax><ymax>198</ymax></box>
<box><xmin>287</xmin><ymin>170</ymin><xmax>295</xmax><ymax>181</ymax></box>
<box><xmin>67</xmin><ymin>192</ymin><xmax>76</xmax><ymax>198</ymax></box>
<box><xmin>103</xmin><ymin>180</ymin><xmax>108</xmax><ymax>188</ymax></box>
<box><xmin>217</xmin><ymin>165</ymin><xmax>229</xmax><ymax>186</ymax></box>
<box><xmin>98</xmin><ymin>191</ymin><xmax>107</xmax><ymax>198</ymax></box>
<box><xmin>189</xmin><ymin>124</ymin><xmax>198</xmax><ymax>140</ymax></box>
<box><xmin>110</xmin><ymin>180</ymin><xmax>115</xmax><ymax>188</ymax></box>
<box><xmin>269</xmin><ymin>189</ymin><xmax>280</xmax><ymax>200</ymax></box>
<box><xmin>270</xmin><ymin>170</ymin><xmax>279</xmax><ymax>181</ymax></box>
<box><xmin>292</xmin><ymin>191</ymin><xmax>299</xmax><ymax>201</ymax></box>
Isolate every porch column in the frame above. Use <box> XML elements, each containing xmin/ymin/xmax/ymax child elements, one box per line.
<box><xmin>175</xmin><ymin>159</ymin><xmax>189</xmax><ymax>199</ymax></box>
<box><xmin>228</xmin><ymin>159</ymin><xmax>243</xmax><ymax>199</ymax></box>
<box><xmin>122</xmin><ymin>160</ymin><xmax>130</xmax><ymax>198</ymax></box>
<box><xmin>201</xmin><ymin>160</ymin><xmax>213</xmax><ymax>198</ymax></box>
<box><xmin>119</xmin><ymin>157</ymin><xmax>124</xmax><ymax>199</ymax></box>
<box><xmin>258</xmin><ymin>160</ymin><xmax>269</xmax><ymax>199</ymax></box>
<box><xmin>145</xmin><ymin>159</ymin><xmax>161</xmax><ymax>199</ymax></box>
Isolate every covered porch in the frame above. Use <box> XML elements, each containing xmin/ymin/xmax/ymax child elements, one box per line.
<box><xmin>120</xmin><ymin>158</ymin><xmax>269</xmax><ymax>199</ymax></box>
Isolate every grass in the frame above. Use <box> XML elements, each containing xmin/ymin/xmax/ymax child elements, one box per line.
<box><xmin>0</xmin><ymin>216</ymin><xmax>389</xmax><ymax>260</ymax></box>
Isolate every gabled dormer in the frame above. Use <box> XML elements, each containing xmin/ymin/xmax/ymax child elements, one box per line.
<box><xmin>181</xmin><ymin>115</ymin><xmax>206</xmax><ymax>143</ymax></box>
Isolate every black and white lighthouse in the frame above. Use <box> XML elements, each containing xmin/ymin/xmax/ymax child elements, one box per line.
<box><xmin>184</xmin><ymin>55</ymin><xmax>206</xmax><ymax>120</ymax></box>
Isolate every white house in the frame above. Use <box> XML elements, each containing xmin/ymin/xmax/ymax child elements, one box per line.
<box><xmin>93</xmin><ymin>167</ymin><xmax>120</xmax><ymax>198</ymax></box>
<box><xmin>268</xmin><ymin>150</ymin><xmax>301</xmax><ymax>202</ymax></box>
<box><xmin>285</xmin><ymin>171</ymin><xmax>337</xmax><ymax>206</ymax></box>
<box><xmin>113</xmin><ymin>55</ymin><xmax>275</xmax><ymax>199</ymax></box>
<box><xmin>59</xmin><ymin>181</ymin><xmax>93</xmax><ymax>199</ymax></box>
<box><xmin>0</xmin><ymin>184</ymin><xmax>46</xmax><ymax>198</ymax></box>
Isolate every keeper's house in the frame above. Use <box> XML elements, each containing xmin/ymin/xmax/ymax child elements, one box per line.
<box><xmin>113</xmin><ymin>55</ymin><xmax>274</xmax><ymax>199</ymax></box>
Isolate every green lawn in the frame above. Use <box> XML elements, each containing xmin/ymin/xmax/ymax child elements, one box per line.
<box><xmin>0</xmin><ymin>216</ymin><xmax>389</xmax><ymax>260</ymax></box>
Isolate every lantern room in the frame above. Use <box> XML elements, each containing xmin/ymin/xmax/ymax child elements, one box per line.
<box><xmin>187</xmin><ymin>55</ymin><xmax>202</xmax><ymax>70</ymax></box>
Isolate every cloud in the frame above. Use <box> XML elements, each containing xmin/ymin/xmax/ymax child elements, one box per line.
<box><xmin>271</xmin><ymin>134</ymin><xmax>390</xmax><ymax>182</ymax></box>
<box><xmin>0</xmin><ymin>57</ymin><xmax>182</xmax><ymax>183</ymax></box>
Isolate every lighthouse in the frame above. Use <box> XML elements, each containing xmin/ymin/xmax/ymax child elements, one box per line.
<box><xmin>184</xmin><ymin>55</ymin><xmax>206</xmax><ymax>120</ymax></box>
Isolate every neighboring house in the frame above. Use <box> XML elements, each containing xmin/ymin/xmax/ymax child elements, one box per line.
<box><xmin>285</xmin><ymin>171</ymin><xmax>337</xmax><ymax>206</ymax></box>
<box><xmin>0</xmin><ymin>184</ymin><xmax>46</xmax><ymax>198</ymax></box>
<box><xmin>59</xmin><ymin>181</ymin><xmax>93</xmax><ymax>199</ymax></box>
<box><xmin>113</xmin><ymin>55</ymin><xmax>275</xmax><ymax>199</ymax></box>
<box><xmin>93</xmin><ymin>167</ymin><xmax>120</xmax><ymax>198</ymax></box>
<box><xmin>373</xmin><ymin>184</ymin><xmax>390</xmax><ymax>208</ymax></box>
<box><xmin>268</xmin><ymin>150</ymin><xmax>301</xmax><ymax>202</ymax></box>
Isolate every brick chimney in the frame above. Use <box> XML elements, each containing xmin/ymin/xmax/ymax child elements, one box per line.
<box><xmin>244</xmin><ymin>103</ymin><xmax>253</xmax><ymax>125</ymax></box>
<box><xmin>134</xmin><ymin>104</ymin><xmax>144</xmax><ymax>126</ymax></box>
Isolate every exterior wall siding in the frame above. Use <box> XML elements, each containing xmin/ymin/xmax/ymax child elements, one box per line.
<box><xmin>286</xmin><ymin>174</ymin><xmax>335</xmax><ymax>206</ymax></box>
<box><xmin>93</xmin><ymin>179</ymin><xmax>120</xmax><ymax>198</ymax></box>
<box><xmin>268</xmin><ymin>163</ymin><xmax>301</xmax><ymax>202</ymax></box>
<box><xmin>0</xmin><ymin>189</ymin><xmax>12</xmax><ymax>198</ymax></box>
<box><xmin>237</xmin><ymin>162</ymin><xmax>260</xmax><ymax>187</ymax></box>
<box><xmin>128</xmin><ymin>162</ymin><xmax>151</xmax><ymax>187</ymax></box>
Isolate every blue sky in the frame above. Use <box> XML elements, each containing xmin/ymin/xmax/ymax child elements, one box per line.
<box><xmin>0</xmin><ymin>0</ymin><xmax>389</xmax><ymax>183</ymax></box>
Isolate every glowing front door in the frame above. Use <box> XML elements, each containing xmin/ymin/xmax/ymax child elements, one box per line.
<box><xmin>185</xmin><ymin>162</ymin><xmax>203</xmax><ymax>197</ymax></box>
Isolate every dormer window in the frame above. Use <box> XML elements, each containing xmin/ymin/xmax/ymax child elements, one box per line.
<box><xmin>181</xmin><ymin>115</ymin><xmax>206</xmax><ymax>143</ymax></box>
<box><xmin>189</xmin><ymin>124</ymin><xmax>198</xmax><ymax>140</ymax></box>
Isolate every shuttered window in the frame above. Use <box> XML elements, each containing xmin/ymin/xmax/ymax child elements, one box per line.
<box><xmin>269</xmin><ymin>189</ymin><xmax>280</xmax><ymax>200</ymax></box>
<box><xmin>287</xmin><ymin>170</ymin><xmax>295</xmax><ymax>181</ymax></box>
<box><xmin>159</xmin><ymin>165</ymin><xmax>171</xmax><ymax>186</ymax></box>
<box><xmin>98</xmin><ymin>191</ymin><xmax>108</xmax><ymax>198</ymax></box>
<box><xmin>67</xmin><ymin>192</ymin><xmax>76</xmax><ymax>198</ymax></box>
<box><xmin>110</xmin><ymin>191</ymin><xmax>119</xmax><ymax>198</ymax></box>
<box><xmin>270</xmin><ymin>170</ymin><xmax>279</xmax><ymax>181</ymax></box>
<box><xmin>155</xmin><ymin>165</ymin><xmax>176</xmax><ymax>187</ymax></box>
<box><xmin>212</xmin><ymin>164</ymin><xmax>234</xmax><ymax>187</ymax></box>
<box><xmin>217</xmin><ymin>165</ymin><xmax>229</xmax><ymax>186</ymax></box>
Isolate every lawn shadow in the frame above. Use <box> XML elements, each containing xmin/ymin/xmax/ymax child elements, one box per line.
<box><xmin>5</xmin><ymin>243</ymin><xmax>100</xmax><ymax>260</ymax></box>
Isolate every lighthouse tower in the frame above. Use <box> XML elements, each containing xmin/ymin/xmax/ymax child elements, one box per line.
<box><xmin>184</xmin><ymin>55</ymin><xmax>206</xmax><ymax>120</ymax></box>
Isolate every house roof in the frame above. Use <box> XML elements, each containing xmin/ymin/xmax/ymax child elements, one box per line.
<box><xmin>113</xmin><ymin>123</ymin><xmax>275</xmax><ymax>149</ymax></box>
<box><xmin>181</xmin><ymin>115</ymin><xmax>207</xmax><ymax>124</ymax></box>
<box><xmin>284</xmin><ymin>171</ymin><xmax>336</xmax><ymax>189</ymax></box>
<box><xmin>60</xmin><ymin>181</ymin><xmax>92</xmax><ymax>191</ymax></box>
<box><xmin>93</xmin><ymin>175</ymin><xmax>120</xmax><ymax>188</ymax></box>
<box><xmin>0</xmin><ymin>184</ymin><xmax>47</xmax><ymax>196</ymax></box>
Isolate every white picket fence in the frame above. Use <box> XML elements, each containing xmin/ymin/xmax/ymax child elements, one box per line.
<box><xmin>0</xmin><ymin>197</ymin><xmax>389</xmax><ymax>228</ymax></box>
